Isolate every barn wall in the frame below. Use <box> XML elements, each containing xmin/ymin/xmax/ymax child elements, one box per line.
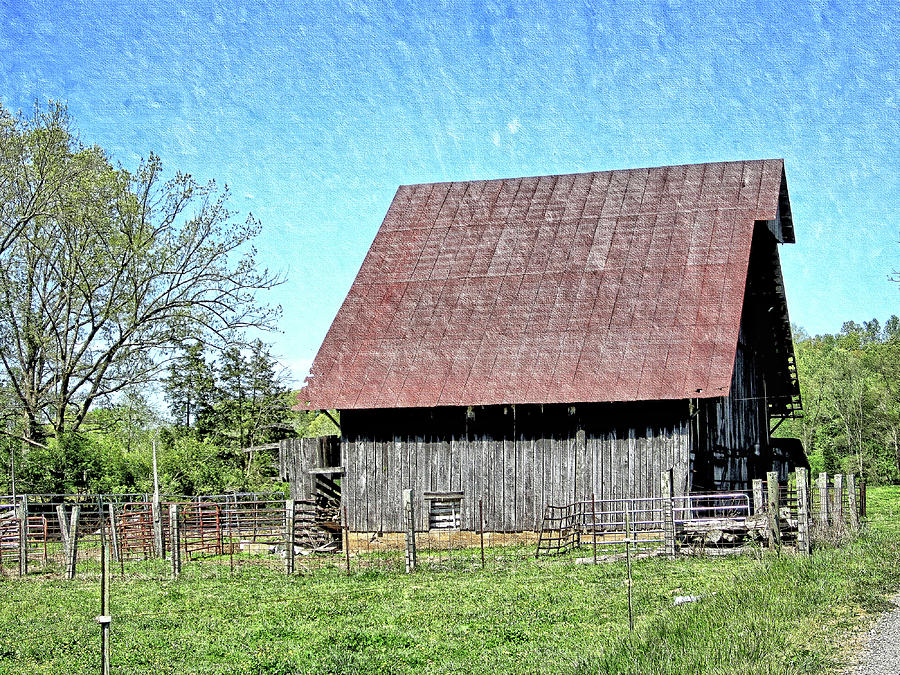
<box><xmin>692</xmin><ymin>324</ymin><xmax>766</xmax><ymax>491</ymax></box>
<box><xmin>279</xmin><ymin>436</ymin><xmax>340</xmax><ymax>501</ymax></box>
<box><xmin>340</xmin><ymin>401</ymin><xmax>690</xmax><ymax>533</ymax></box>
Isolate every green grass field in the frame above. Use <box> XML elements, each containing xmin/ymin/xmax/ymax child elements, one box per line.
<box><xmin>2</xmin><ymin>486</ymin><xmax>899</xmax><ymax>674</ymax></box>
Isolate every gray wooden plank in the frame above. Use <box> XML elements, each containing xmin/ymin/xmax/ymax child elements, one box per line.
<box><xmin>504</xmin><ymin>434</ymin><xmax>515</xmax><ymax>530</ymax></box>
<box><xmin>567</xmin><ymin>430</ymin><xmax>576</xmax><ymax>506</ymax></box>
<box><xmin>628</xmin><ymin>427</ymin><xmax>636</xmax><ymax>500</ymax></box>
<box><xmin>391</xmin><ymin>436</ymin><xmax>403</xmax><ymax>531</ymax></box>
<box><xmin>416</xmin><ymin>435</ymin><xmax>427</xmax><ymax>530</ymax></box>
<box><xmin>486</xmin><ymin>434</ymin><xmax>496</xmax><ymax>530</ymax></box>
<box><xmin>371</xmin><ymin>439</ymin><xmax>381</xmax><ymax>533</ymax></box>
<box><xmin>348</xmin><ymin>439</ymin><xmax>358</xmax><ymax>531</ymax></box>
<box><xmin>515</xmin><ymin>434</ymin><xmax>524</xmax><ymax>531</ymax></box>
<box><xmin>522</xmin><ymin>434</ymin><xmax>533</xmax><ymax>530</ymax></box>
<box><xmin>574</xmin><ymin>428</ymin><xmax>585</xmax><ymax>507</ymax></box>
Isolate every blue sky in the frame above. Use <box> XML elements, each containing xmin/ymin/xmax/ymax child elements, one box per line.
<box><xmin>1</xmin><ymin>0</ymin><xmax>898</xmax><ymax>385</ymax></box>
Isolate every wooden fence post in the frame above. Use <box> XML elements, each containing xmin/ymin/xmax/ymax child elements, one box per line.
<box><xmin>832</xmin><ymin>474</ymin><xmax>844</xmax><ymax>531</ymax></box>
<box><xmin>402</xmin><ymin>489</ymin><xmax>416</xmax><ymax>573</ymax></box>
<box><xmin>56</xmin><ymin>504</ymin><xmax>81</xmax><ymax>579</ymax></box>
<box><xmin>817</xmin><ymin>472</ymin><xmax>829</xmax><ymax>532</ymax></box>
<box><xmin>795</xmin><ymin>467</ymin><xmax>810</xmax><ymax>555</ymax></box>
<box><xmin>661</xmin><ymin>469</ymin><xmax>676</xmax><ymax>558</ymax></box>
<box><xmin>107</xmin><ymin>504</ymin><xmax>120</xmax><ymax>564</ymax></box>
<box><xmin>847</xmin><ymin>474</ymin><xmax>859</xmax><ymax>531</ymax></box>
<box><xmin>16</xmin><ymin>502</ymin><xmax>27</xmax><ymax>577</ymax></box>
<box><xmin>285</xmin><ymin>499</ymin><xmax>295</xmax><ymax>575</ymax></box>
<box><xmin>752</xmin><ymin>479</ymin><xmax>764</xmax><ymax>514</ymax></box>
<box><xmin>169</xmin><ymin>504</ymin><xmax>181</xmax><ymax>579</ymax></box>
<box><xmin>860</xmin><ymin>479</ymin><xmax>867</xmax><ymax>519</ymax></box>
<box><xmin>343</xmin><ymin>506</ymin><xmax>351</xmax><ymax>576</ymax></box>
<box><xmin>766</xmin><ymin>472</ymin><xmax>781</xmax><ymax>550</ymax></box>
<box><xmin>151</xmin><ymin>496</ymin><xmax>164</xmax><ymax>559</ymax></box>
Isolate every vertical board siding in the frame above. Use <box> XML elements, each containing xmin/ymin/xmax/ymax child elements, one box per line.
<box><xmin>340</xmin><ymin>401</ymin><xmax>691</xmax><ymax>532</ymax></box>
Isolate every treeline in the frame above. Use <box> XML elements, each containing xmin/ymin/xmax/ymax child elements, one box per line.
<box><xmin>2</xmin><ymin>339</ymin><xmax>337</xmax><ymax>496</ymax></box>
<box><xmin>778</xmin><ymin>317</ymin><xmax>900</xmax><ymax>484</ymax></box>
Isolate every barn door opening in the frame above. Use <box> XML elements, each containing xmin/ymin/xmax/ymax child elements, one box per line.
<box><xmin>280</xmin><ymin>436</ymin><xmax>344</xmax><ymax>551</ymax></box>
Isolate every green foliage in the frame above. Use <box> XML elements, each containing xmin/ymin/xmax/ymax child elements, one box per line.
<box><xmin>302</xmin><ymin>410</ymin><xmax>340</xmax><ymax>438</ymax></box>
<box><xmin>0</xmin><ymin>100</ymin><xmax>280</xmax><ymax>445</ymax></box>
<box><xmin>777</xmin><ymin>317</ymin><xmax>900</xmax><ymax>485</ymax></box>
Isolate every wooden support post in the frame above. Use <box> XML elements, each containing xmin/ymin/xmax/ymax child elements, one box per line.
<box><xmin>343</xmin><ymin>506</ymin><xmax>351</xmax><ymax>576</ymax></box>
<box><xmin>752</xmin><ymin>479</ymin><xmax>764</xmax><ymax>514</ymax></box>
<box><xmin>817</xmin><ymin>472</ymin><xmax>829</xmax><ymax>531</ymax></box>
<box><xmin>57</xmin><ymin>504</ymin><xmax>81</xmax><ymax>579</ymax></box>
<box><xmin>860</xmin><ymin>479</ymin><xmax>867</xmax><ymax>519</ymax></box>
<box><xmin>833</xmin><ymin>473</ymin><xmax>844</xmax><ymax>531</ymax></box>
<box><xmin>766</xmin><ymin>471</ymin><xmax>781</xmax><ymax>550</ymax></box>
<box><xmin>402</xmin><ymin>489</ymin><xmax>416</xmax><ymax>573</ymax></box>
<box><xmin>795</xmin><ymin>467</ymin><xmax>810</xmax><ymax>555</ymax></box>
<box><xmin>107</xmin><ymin>504</ymin><xmax>120</xmax><ymax>564</ymax></box>
<box><xmin>847</xmin><ymin>474</ymin><xmax>859</xmax><ymax>531</ymax></box>
<box><xmin>662</xmin><ymin>470</ymin><xmax>676</xmax><ymax>558</ymax></box>
<box><xmin>16</xmin><ymin>503</ymin><xmax>27</xmax><ymax>577</ymax></box>
<box><xmin>285</xmin><ymin>499</ymin><xmax>295</xmax><ymax>575</ymax></box>
<box><xmin>151</xmin><ymin>496</ymin><xmax>164</xmax><ymax>559</ymax></box>
<box><xmin>478</xmin><ymin>499</ymin><xmax>485</xmax><ymax>568</ymax></box>
<box><xmin>169</xmin><ymin>504</ymin><xmax>181</xmax><ymax>579</ymax></box>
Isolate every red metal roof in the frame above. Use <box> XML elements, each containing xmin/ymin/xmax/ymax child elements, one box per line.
<box><xmin>300</xmin><ymin>159</ymin><xmax>791</xmax><ymax>410</ymax></box>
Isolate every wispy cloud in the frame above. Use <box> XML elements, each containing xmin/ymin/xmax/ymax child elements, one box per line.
<box><xmin>507</xmin><ymin>118</ymin><xmax>521</xmax><ymax>134</ymax></box>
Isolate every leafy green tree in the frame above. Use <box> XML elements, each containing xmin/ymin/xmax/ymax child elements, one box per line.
<box><xmin>0</xmin><ymin>101</ymin><xmax>281</xmax><ymax>449</ymax></box>
<box><xmin>779</xmin><ymin>316</ymin><xmax>900</xmax><ymax>484</ymax></box>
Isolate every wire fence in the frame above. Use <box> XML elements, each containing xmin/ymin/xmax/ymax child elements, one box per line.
<box><xmin>0</xmin><ymin>470</ymin><xmax>866</xmax><ymax>580</ymax></box>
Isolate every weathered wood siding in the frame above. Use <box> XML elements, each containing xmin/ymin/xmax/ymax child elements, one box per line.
<box><xmin>341</xmin><ymin>401</ymin><xmax>690</xmax><ymax>533</ymax></box>
<box><xmin>692</xmin><ymin>323</ymin><xmax>767</xmax><ymax>491</ymax></box>
<box><xmin>279</xmin><ymin>437</ymin><xmax>340</xmax><ymax>501</ymax></box>
<box><xmin>691</xmin><ymin>225</ymin><xmax>798</xmax><ymax>491</ymax></box>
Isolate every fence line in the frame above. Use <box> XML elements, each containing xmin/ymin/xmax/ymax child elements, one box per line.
<box><xmin>0</xmin><ymin>471</ymin><xmax>866</xmax><ymax>579</ymax></box>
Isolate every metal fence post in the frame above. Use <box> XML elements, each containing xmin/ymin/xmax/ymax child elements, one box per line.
<box><xmin>795</xmin><ymin>467</ymin><xmax>810</xmax><ymax>555</ymax></box>
<box><xmin>96</xmin><ymin>520</ymin><xmax>111</xmax><ymax>675</ymax></box>
<box><xmin>403</xmin><ymin>489</ymin><xmax>416</xmax><ymax>573</ymax></box>
<box><xmin>766</xmin><ymin>471</ymin><xmax>781</xmax><ymax>550</ymax></box>
<box><xmin>285</xmin><ymin>499</ymin><xmax>295</xmax><ymax>575</ymax></box>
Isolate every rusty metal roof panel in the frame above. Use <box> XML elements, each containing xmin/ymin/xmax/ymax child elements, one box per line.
<box><xmin>300</xmin><ymin>159</ymin><xmax>791</xmax><ymax>410</ymax></box>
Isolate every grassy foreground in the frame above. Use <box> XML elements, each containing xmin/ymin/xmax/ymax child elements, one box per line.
<box><xmin>1</xmin><ymin>487</ymin><xmax>898</xmax><ymax>674</ymax></box>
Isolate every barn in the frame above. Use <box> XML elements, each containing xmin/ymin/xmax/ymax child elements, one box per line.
<box><xmin>297</xmin><ymin>159</ymin><xmax>804</xmax><ymax>535</ymax></box>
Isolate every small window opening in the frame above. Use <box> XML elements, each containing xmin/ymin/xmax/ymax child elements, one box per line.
<box><xmin>424</xmin><ymin>491</ymin><xmax>463</xmax><ymax>530</ymax></box>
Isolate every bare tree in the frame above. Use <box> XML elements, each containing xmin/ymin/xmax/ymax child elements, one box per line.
<box><xmin>0</xmin><ymin>102</ymin><xmax>281</xmax><ymax>446</ymax></box>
